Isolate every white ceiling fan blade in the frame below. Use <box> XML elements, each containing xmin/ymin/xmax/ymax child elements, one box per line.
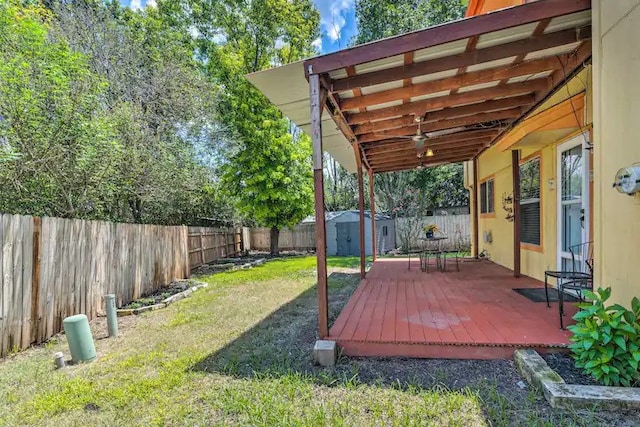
<box><xmin>423</xmin><ymin>126</ymin><xmax>467</xmax><ymax>138</ymax></box>
<box><xmin>373</xmin><ymin>133</ymin><xmax>414</xmax><ymax>139</ymax></box>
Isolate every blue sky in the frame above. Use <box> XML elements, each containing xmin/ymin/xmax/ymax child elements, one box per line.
<box><xmin>312</xmin><ymin>0</ymin><xmax>357</xmax><ymax>54</ymax></box>
<box><xmin>121</xmin><ymin>0</ymin><xmax>355</xmax><ymax>55</ymax></box>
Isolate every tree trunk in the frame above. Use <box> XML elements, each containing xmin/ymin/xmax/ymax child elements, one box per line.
<box><xmin>128</xmin><ymin>197</ymin><xmax>143</xmax><ymax>223</ymax></box>
<box><xmin>270</xmin><ymin>226</ymin><xmax>280</xmax><ymax>256</ymax></box>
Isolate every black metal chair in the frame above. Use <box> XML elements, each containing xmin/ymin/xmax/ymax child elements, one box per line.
<box><xmin>442</xmin><ymin>229</ymin><xmax>468</xmax><ymax>272</ymax></box>
<box><xmin>544</xmin><ymin>241</ymin><xmax>594</xmax><ymax>329</ymax></box>
<box><xmin>422</xmin><ymin>230</ymin><xmax>448</xmax><ymax>272</ymax></box>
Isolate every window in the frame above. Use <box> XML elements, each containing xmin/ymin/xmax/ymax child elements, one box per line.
<box><xmin>520</xmin><ymin>156</ymin><xmax>541</xmax><ymax>246</ymax></box>
<box><xmin>480</xmin><ymin>179</ymin><xmax>495</xmax><ymax>214</ymax></box>
<box><xmin>382</xmin><ymin>226</ymin><xmax>388</xmax><ymax>237</ymax></box>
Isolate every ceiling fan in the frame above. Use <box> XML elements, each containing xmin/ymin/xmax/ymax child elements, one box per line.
<box><xmin>379</xmin><ymin>116</ymin><xmax>466</xmax><ymax>158</ymax></box>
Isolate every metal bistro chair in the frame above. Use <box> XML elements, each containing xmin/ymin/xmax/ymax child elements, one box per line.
<box><xmin>422</xmin><ymin>230</ymin><xmax>448</xmax><ymax>273</ymax></box>
<box><xmin>441</xmin><ymin>229</ymin><xmax>468</xmax><ymax>272</ymax></box>
<box><xmin>544</xmin><ymin>241</ymin><xmax>594</xmax><ymax>329</ymax></box>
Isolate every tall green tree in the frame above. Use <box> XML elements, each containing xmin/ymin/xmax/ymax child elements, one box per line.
<box><xmin>0</xmin><ymin>2</ymin><xmax>121</xmax><ymax>218</ymax></box>
<box><xmin>51</xmin><ymin>0</ymin><xmax>224</xmax><ymax>224</ymax></box>
<box><xmin>353</xmin><ymin>0</ymin><xmax>467</xmax><ymax>45</ymax></box>
<box><xmin>189</xmin><ymin>0</ymin><xmax>320</xmax><ymax>253</ymax></box>
<box><xmin>0</xmin><ymin>0</ymin><xmax>236</xmax><ymax>225</ymax></box>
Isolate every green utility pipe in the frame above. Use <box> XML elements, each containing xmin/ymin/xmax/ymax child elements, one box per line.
<box><xmin>105</xmin><ymin>294</ymin><xmax>118</xmax><ymax>337</ymax></box>
<box><xmin>62</xmin><ymin>314</ymin><xmax>96</xmax><ymax>363</ymax></box>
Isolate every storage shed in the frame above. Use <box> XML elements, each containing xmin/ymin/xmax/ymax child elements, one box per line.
<box><xmin>302</xmin><ymin>211</ymin><xmax>395</xmax><ymax>256</ymax></box>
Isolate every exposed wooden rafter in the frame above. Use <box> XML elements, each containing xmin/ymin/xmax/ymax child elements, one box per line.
<box><xmin>362</xmin><ymin>128</ymin><xmax>499</xmax><ymax>151</ymax></box>
<box><xmin>353</xmin><ymin>95</ymin><xmax>533</xmax><ymax>135</ymax></box>
<box><xmin>358</xmin><ymin>108</ymin><xmax>523</xmax><ymax>144</ymax></box>
<box><xmin>330</xmin><ymin>25</ymin><xmax>590</xmax><ymax>92</ymax></box>
<box><xmin>304</xmin><ymin>0</ymin><xmax>591</xmax><ymax>76</ymax></box>
<box><xmin>340</xmin><ymin>54</ymin><xmax>560</xmax><ymax>112</ymax></box>
<box><xmin>347</xmin><ymin>79</ymin><xmax>549</xmax><ymax>125</ymax></box>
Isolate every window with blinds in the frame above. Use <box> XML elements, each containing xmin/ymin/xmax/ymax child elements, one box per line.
<box><xmin>520</xmin><ymin>156</ymin><xmax>541</xmax><ymax>246</ymax></box>
<box><xmin>480</xmin><ymin>179</ymin><xmax>494</xmax><ymax>214</ymax></box>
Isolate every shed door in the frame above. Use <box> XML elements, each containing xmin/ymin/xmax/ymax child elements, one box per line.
<box><xmin>336</xmin><ymin>222</ymin><xmax>360</xmax><ymax>256</ymax></box>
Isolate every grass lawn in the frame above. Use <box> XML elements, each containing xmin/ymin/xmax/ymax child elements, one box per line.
<box><xmin>0</xmin><ymin>256</ymin><xmax>635</xmax><ymax>426</ymax></box>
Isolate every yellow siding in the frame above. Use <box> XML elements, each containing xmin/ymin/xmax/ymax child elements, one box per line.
<box><xmin>476</xmin><ymin>143</ymin><xmax>559</xmax><ymax>282</ymax></box>
<box><xmin>592</xmin><ymin>0</ymin><xmax>640</xmax><ymax>306</ymax></box>
<box><xmin>477</xmin><ymin>160</ymin><xmax>514</xmax><ymax>269</ymax></box>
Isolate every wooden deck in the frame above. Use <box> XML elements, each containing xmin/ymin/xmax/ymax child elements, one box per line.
<box><xmin>329</xmin><ymin>258</ymin><xmax>576</xmax><ymax>359</ymax></box>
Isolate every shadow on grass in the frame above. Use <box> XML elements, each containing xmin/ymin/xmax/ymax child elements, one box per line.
<box><xmin>190</xmin><ymin>271</ymin><xmax>359</xmax><ymax>382</ymax></box>
<box><xmin>188</xmin><ymin>268</ymin><xmax>621</xmax><ymax>426</ymax></box>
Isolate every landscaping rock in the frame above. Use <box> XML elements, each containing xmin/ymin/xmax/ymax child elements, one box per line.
<box><xmin>545</xmin><ymin>383</ymin><xmax>640</xmax><ymax>411</ymax></box>
<box><xmin>514</xmin><ymin>349</ymin><xmax>564</xmax><ymax>392</ymax></box>
<box><xmin>132</xmin><ymin>303</ymin><xmax>166</xmax><ymax>315</ymax></box>
<box><xmin>515</xmin><ymin>348</ymin><xmax>640</xmax><ymax>411</ymax></box>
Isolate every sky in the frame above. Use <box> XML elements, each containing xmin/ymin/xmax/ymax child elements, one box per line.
<box><xmin>312</xmin><ymin>0</ymin><xmax>357</xmax><ymax>54</ymax></box>
<box><xmin>121</xmin><ymin>0</ymin><xmax>356</xmax><ymax>55</ymax></box>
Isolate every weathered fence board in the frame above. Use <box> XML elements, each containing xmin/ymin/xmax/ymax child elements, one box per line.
<box><xmin>187</xmin><ymin>227</ymin><xmax>242</xmax><ymax>269</ymax></box>
<box><xmin>0</xmin><ymin>213</ymin><xmax>190</xmax><ymax>357</ymax></box>
<box><xmin>248</xmin><ymin>225</ymin><xmax>316</xmax><ymax>252</ymax></box>
<box><xmin>396</xmin><ymin>214</ymin><xmax>471</xmax><ymax>251</ymax></box>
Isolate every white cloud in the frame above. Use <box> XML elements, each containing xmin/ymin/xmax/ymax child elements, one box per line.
<box><xmin>130</xmin><ymin>0</ymin><xmax>142</xmax><ymax>10</ymax></box>
<box><xmin>146</xmin><ymin>0</ymin><xmax>157</xmax><ymax>8</ymax></box>
<box><xmin>312</xmin><ymin>37</ymin><xmax>322</xmax><ymax>51</ymax></box>
<box><xmin>314</xmin><ymin>0</ymin><xmax>355</xmax><ymax>48</ymax></box>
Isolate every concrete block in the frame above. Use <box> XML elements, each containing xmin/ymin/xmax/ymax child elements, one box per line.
<box><xmin>515</xmin><ymin>349</ymin><xmax>640</xmax><ymax>411</ymax></box>
<box><xmin>545</xmin><ymin>382</ymin><xmax>640</xmax><ymax>411</ymax></box>
<box><xmin>313</xmin><ymin>340</ymin><xmax>337</xmax><ymax>367</ymax></box>
<box><xmin>514</xmin><ymin>349</ymin><xmax>564</xmax><ymax>392</ymax></box>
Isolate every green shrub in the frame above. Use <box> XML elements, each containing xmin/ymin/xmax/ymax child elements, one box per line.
<box><xmin>568</xmin><ymin>288</ymin><xmax>640</xmax><ymax>386</ymax></box>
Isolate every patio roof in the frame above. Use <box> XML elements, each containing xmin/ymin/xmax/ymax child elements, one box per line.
<box><xmin>247</xmin><ymin>0</ymin><xmax>591</xmax><ymax>174</ymax></box>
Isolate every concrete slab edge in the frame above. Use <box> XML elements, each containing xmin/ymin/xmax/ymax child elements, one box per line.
<box><xmin>514</xmin><ymin>349</ymin><xmax>640</xmax><ymax>410</ymax></box>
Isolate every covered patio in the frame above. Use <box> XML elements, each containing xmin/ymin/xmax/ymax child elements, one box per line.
<box><xmin>329</xmin><ymin>258</ymin><xmax>575</xmax><ymax>359</ymax></box>
<box><xmin>247</xmin><ymin>0</ymin><xmax>592</xmax><ymax>358</ymax></box>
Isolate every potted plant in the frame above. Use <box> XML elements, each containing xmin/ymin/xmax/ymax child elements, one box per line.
<box><xmin>423</xmin><ymin>224</ymin><xmax>438</xmax><ymax>239</ymax></box>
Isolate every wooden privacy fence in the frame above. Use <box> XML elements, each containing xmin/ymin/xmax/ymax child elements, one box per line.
<box><xmin>0</xmin><ymin>213</ymin><xmax>189</xmax><ymax>357</ymax></box>
<box><xmin>396</xmin><ymin>214</ymin><xmax>471</xmax><ymax>251</ymax></box>
<box><xmin>247</xmin><ymin>224</ymin><xmax>315</xmax><ymax>252</ymax></box>
<box><xmin>187</xmin><ymin>227</ymin><xmax>242</xmax><ymax>269</ymax></box>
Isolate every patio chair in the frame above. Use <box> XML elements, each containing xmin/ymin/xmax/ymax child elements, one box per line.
<box><xmin>422</xmin><ymin>230</ymin><xmax>447</xmax><ymax>272</ymax></box>
<box><xmin>544</xmin><ymin>241</ymin><xmax>594</xmax><ymax>329</ymax></box>
<box><xmin>442</xmin><ymin>232</ymin><xmax>467</xmax><ymax>272</ymax></box>
<box><xmin>406</xmin><ymin>242</ymin><xmax>423</xmax><ymax>270</ymax></box>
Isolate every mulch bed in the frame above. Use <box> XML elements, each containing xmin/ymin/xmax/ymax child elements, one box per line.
<box><xmin>122</xmin><ymin>280</ymin><xmax>197</xmax><ymax>309</ymax></box>
<box><xmin>542</xmin><ymin>352</ymin><xmax>600</xmax><ymax>386</ymax></box>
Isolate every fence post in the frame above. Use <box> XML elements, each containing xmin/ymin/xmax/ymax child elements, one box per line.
<box><xmin>30</xmin><ymin>217</ymin><xmax>41</xmax><ymax>343</ymax></box>
<box><xmin>199</xmin><ymin>229</ymin><xmax>205</xmax><ymax>266</ymax></box>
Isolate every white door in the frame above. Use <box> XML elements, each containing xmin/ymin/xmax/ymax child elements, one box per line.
<box><xmin>557</xmin><ymin>134</ymin><xmax>590</xmax><ymax>271</ymax></box>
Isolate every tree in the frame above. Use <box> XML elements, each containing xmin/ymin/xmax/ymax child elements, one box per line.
<box><xmin>51</xmin><ymin>0</ymin><xmax>225</xmax><ymax>224</ymax></box>
<box><xmin>324</xmin><ymin>154</ymin><xmax>358</xmax><ymax>211</ymax></box>
<box><xmin>0</xmin><ymin>0</ymin><xmax>237</xmax><ymax>225</ymax></box>
<box><xmin>353</xmin><ymin>0</ymin><xmax>466</xmax><ymax>46</ymax></box>
<box><xmin>189</xmin><ymin>0</ymin><xmax>320</xmax><ymax>254</ymax></box>
<box><xmin>0</xmin><ymin>2</ymin><xmax>121</xmax><ymax>218</ymax></box>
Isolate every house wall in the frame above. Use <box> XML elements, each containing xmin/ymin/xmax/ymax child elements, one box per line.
<box><xmin>592</xmin><ymin>0</ymin><xmax>640</xmax><ymax>306</ymax></box>
<box><xmin>471</xmin><ymin>99</ymin><xmax>592</xmax><ymax>282</ymax></box>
